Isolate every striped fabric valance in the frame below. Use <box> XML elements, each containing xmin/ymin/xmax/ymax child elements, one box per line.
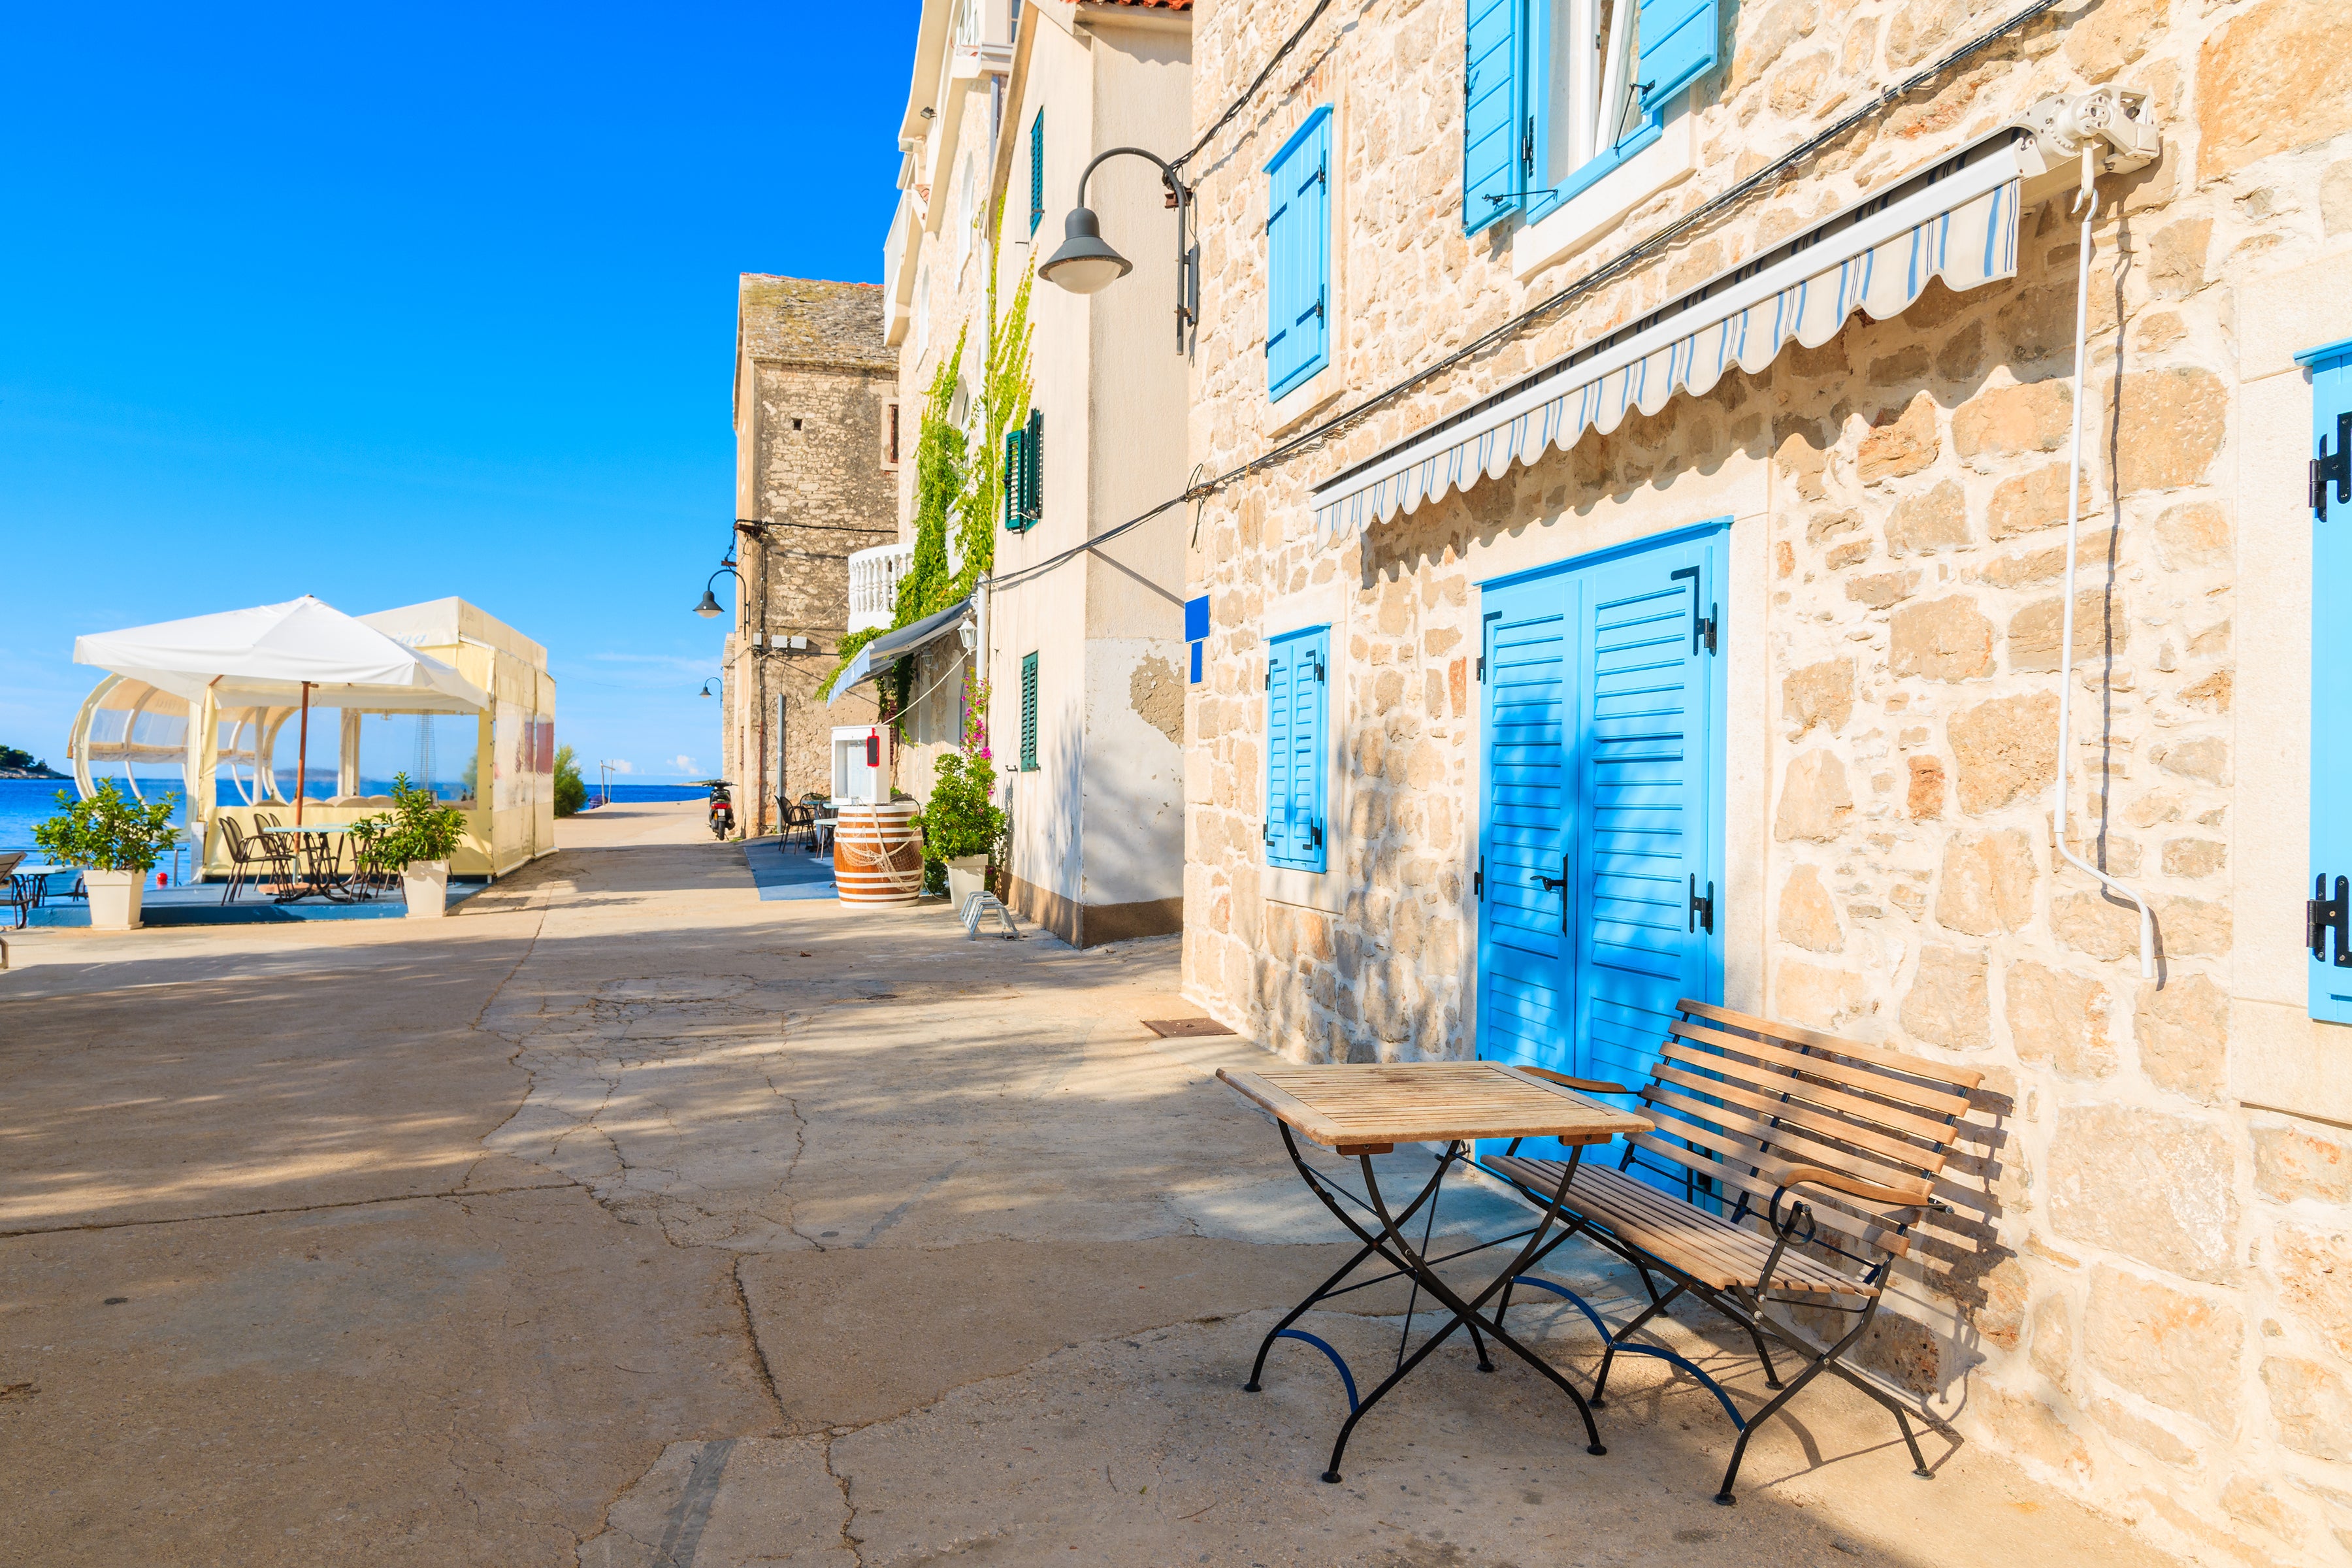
<box><xmin>1312</xmin><ymin>135</ymin><xmax>2043</xmax><ymax>540</ymax></box>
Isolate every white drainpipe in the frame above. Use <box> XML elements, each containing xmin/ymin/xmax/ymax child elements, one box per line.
<box><xmin>2054</xmin><ymin>146</ymin><xmax>2156</xmax><ymax>979</ymax></box>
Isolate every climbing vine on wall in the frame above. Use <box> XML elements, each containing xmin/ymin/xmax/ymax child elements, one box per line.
<box><xmin>815</xmin><ymin>201</ymin><xmax>1036</xmax><ymax>720</ymax></box>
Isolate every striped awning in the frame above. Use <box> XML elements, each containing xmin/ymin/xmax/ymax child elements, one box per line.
<box><xmin>1312</xmin><ymin>133</ymin><xmax>2050</xmax><ymax>540</ymax></box>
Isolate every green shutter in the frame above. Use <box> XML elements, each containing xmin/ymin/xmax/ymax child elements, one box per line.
<box><xmin>1020</xmin><ymin>651</ymin><xmax>1039</xmax><ymax>772</ymax></box>
<box><xmin>1004</xmin><ymin>427</ymin><xmax>1024</xmax><ymax>532</ymax></box>
<box><xmin>1029</xmin><ymin>109</ymin><xmax>1045</xmax><ymax>235</ymax></box>
<box><xmin>1024</xmin><ymin>408</ymin><xmax>1042</xmax><ymax>525</ymax></box>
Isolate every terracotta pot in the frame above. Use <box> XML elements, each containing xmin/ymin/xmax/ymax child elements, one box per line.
<box><xmin>84</xmin><ymin>869</ymin><xmax>144</xmax><ymax>931</ymax></box>
<box><xmin>401</xmin><ymin>859</ymin><xmax>451</xmax><ymax>919</ymax></box>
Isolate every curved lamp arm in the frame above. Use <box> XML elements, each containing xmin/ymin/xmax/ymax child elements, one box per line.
<box><xmin>1045</xmin><ymin>147</ymin><xmax>1194</xmax><ymax>353</ymax></box>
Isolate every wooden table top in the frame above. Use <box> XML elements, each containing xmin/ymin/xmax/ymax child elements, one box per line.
<box><xmin>1217</xmin><ymin>1060</ymin><xmax>1651</xmax><ymax>1154</ymax></box>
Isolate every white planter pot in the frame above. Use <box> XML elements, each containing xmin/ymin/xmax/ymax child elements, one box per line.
<box><xmin>944</xmin><ymin>855</ymin><xmax>990</xmax><ymax>911</ymax></box>
<box><xmin>400</xmin><ymin>860</ymin><xmax>451</xmax><ymax>919</ymax></box>
<box><xmin>84</xmin><ymin>870</ymin><xmax>144</xmax><ymax>931</ymax></box>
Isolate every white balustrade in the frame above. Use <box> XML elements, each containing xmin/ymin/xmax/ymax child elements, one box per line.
<box><xmin>848</xmin><ymin>542</ymin><xmax>915</xmax><ymax>633</ymax></box>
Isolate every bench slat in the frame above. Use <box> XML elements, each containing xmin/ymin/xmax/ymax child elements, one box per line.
<box><xmin>1639</xmin><ymin>1083</ymin><xmax>1939</xmax><ymax>1197</ymax></box>
<box><xmin>1648</xmin><ymin>1062</ymin><xmax>1947</xmax><ymax>1177</ymax></box>
<box><xmin>1622</xmin><ymin>1130</ymin><xmax>1914</xmax><ymax>1258</ymax></box>
<box><xmin>1677</xmin><ymin>998</ymin><xmax>1984</xmax><ymax>1094</ymax></box>
<box><xmin>1659</xmin><ymin>1031</ymin><xmax>1957</xmax><ymax>1143</ymax></box>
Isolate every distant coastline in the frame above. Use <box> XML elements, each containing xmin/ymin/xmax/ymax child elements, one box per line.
<box><xmin>0</xmin><ymin>766</ymin><xmax>68</xmax><ymax>780</ymax></box>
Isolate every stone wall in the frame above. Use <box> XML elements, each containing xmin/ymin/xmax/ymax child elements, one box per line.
<box><xmin>728</xmin><ymin>277</ymin><xmax>895</xmax><ymax>828</ymax></box>
<box><xmin>1181</xmin><ymin>0</ymin><xmax>2352</xmax><ymax>1556</ymax></box>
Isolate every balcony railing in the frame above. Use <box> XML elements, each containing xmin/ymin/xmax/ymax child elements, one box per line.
<box><xmin>848</xmin><ymin>541</ymin><xmax>913</xmax><ymax>633</ymax></box>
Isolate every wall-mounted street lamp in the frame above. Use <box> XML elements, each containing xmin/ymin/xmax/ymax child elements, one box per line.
<box><xmin>1039</xmin><ymin>146</ymin><xmax>1193</xmax><ymax>351</ymax></box>
<box><xmin>691</xmin><ymin>562</ymin><xmax>743</xmax><ymax>619</ymax></box>
<box><xmin>698</xmin><ymin>679</ymin><xmax>720</xmax><ymax>698</ymax></box>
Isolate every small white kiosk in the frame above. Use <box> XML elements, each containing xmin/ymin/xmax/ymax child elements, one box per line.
<box><xmin>830</xmin><ymin>725</ymin><xmax>886</xmax><ymax>805</ymax></box>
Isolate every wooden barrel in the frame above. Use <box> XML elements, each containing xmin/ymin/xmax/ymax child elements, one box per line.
<box><xmin>832</xmin><ymin>802</ymin><xmax>925</xmax><ymax>906</ymax></box>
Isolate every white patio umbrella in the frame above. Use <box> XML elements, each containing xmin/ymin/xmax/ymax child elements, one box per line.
<box><xmin>74</xmin><ymin>595</ymin><xmax>489</xmax><ymax>825</ymax></box>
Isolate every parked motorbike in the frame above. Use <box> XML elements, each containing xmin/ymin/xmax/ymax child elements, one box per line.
<box><xmin>707</xmin><ymin>780</ymin><xmax>736</xmax><ymax>840</ymax></box>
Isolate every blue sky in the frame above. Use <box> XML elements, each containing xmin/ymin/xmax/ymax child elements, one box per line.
<box><xmin>1</xmin><ymin>3</ymin><xmax>914</xmax><ymax>779</ymax></box>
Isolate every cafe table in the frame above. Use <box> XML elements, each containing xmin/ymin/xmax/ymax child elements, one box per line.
<box><xmin>1217</xmin><ymin>1059</ymin><xmax>1650</xmax><ymax>1483</ymax></box>
<box><xmin>259</xmin><ymin>822</ymin><xmax>355</xmax><ymax>902</ymax></box>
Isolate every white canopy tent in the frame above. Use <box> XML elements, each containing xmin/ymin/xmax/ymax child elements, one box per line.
<box><xmin>73</xmin><ymin>595</ymin><xmax>490</xmax><ymax>832</ymax></box>
<box><xmin>66</xmin><ymin>596</ymin><xmax>559</xmax><ymax>881</ymax></box>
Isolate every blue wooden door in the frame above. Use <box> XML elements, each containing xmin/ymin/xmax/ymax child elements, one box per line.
<box><xmin>1477</xmin><ymin>529</ymin><xmax>1725</xmax><ymax>1162</ymax></box>
<box><xmin>2309</xmin><ymin>344</ymin><xmax>2352</xmax><ymax>1023</ymax></box>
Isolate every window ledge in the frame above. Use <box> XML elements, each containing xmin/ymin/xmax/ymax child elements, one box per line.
<box><xmin>1269</xmin><ymin>362</ymin><xmax>1345</xmax><ymax>437</ymax></box>
<box><xmin>1509</xmin><ymin>96</ymin><xmax>1696</xmax><ymax>285</ymax></box>
<box><xmin>1265</xmin><ymin>863</ymin><xmax>1341</xmax><ymax>913</ymax></box>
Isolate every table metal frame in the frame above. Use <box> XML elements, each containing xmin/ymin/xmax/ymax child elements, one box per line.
<box><xmin>259</xmin><ymin>826</ymin><xmax>356</xmax><ymax>904</ymax></box>
<box><xmin>1247</xmin><ymin>1122</ymin><xmax>1608</xmax><ymax>1483</ymax></box>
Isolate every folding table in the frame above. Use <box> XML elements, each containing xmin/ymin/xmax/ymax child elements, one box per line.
<box><xmin>1217</xmin><ymin>1060</ymin><xmax>1650</xmax><ymax>1482</ymax></box>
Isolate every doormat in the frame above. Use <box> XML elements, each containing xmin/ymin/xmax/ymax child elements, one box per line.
<box><xmin>1143</xmin><ymin>1017</ymin><xmax>1235</xmax><ymax>1038</ymax></box>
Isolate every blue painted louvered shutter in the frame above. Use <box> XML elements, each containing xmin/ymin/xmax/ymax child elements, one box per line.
<box><xmin>1266</xmin><ymin>628</ymin><xmax>1329</xmax><ymax>870</ymax></box>
<box><xmin>2308</xmin><ymin>343</ymin><xmax>2352</xmax><ymax>1023</ymax></box>
<box><xmin>1571</xmin><ymin>541</ymin><xmax>1722</xmax><ymax>1100</ymax></box>
<box><xmin>1463</xmin><ymin>0</ymin><xmax>1524</xmax><ymax>233</ymax></box>
<box><xmin>1635</xmin><ymin>0</ymin><xmax>1720</xmax><ymax>113</ymax></box>
<box><xmin>1266</xmin><ymin>640</ymin><xmax>1294</xmax><ymax>860</ymax></box>
<box><xmin>1265</xmin><ymin>110</ymin><xmax>1330</xmax><ymax>399</ymax></box>
<box><xmin>1029</xmin><ymin>109</ymin><xmax>1045</xmax><ymax>235</ymax></box>
<box><xmin>1477</xmin><ymin>580</ymin><xmax>1575</xmax><ymax>1130</ymax></box>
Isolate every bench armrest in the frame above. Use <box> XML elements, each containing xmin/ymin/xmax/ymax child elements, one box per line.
<box><xmin>1514</xmin><ymin>1064</ymin><xmax>1634</xmax><ymax>1097</ymax></box>
<box><xmin>1775</xmin><ymin>1164</ymin><xmax>1925</xmax><ymax>1209</ymax></box>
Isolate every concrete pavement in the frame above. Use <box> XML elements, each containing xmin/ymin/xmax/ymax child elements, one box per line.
<box><xmin>1</xmin><ymin>800</ymin><xmax>2173</xmax><ymax>1566</ymax></box>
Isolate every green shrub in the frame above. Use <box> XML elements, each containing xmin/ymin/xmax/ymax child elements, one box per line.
<box><xmin>553</xmin><ymin>745</ymin><xmax>587</xmax><ymax>817</ymax></box>
<box><xmin>916</xmin><ymin>751</ymin><xmax>1005</xmax><ymax>895</ymax></box>
<box><xmin>369</xmin><ymin>773</ymin><xmax>468</xmax><ymax>867</ymax></box>
<box><xmin>32</xmin><ymin>782</ymin><xmax>178</xmax><ymax>873</ymax></box>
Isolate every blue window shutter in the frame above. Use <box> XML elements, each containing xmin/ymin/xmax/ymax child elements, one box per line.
<box><xmin>1463</xmin><ymin>0</ymin><xmax>1524</xmax><ymax>234</ymax></box>
<box><xmin>1292</xmin><ymin>629</ymin><xmax>1328</xmax><ymax>871</ymax></box>
<box><xmin>2308</xmin><ymin>343</ymin><xmax>2352</xmax><ymax>1023</ymax></box>
<box><xmin>1635</xmin><ymin>0</ymin><xmax>1720</xmax><ymax>114</ymax></box>
<box><xmin>1029</xmin><ymin>109</ymin><xmax>1045</xmax><ymax>235</ymax></box>
<box><xmin>1266</xmin><ymin>627</ymin><xmax>1330</xmax><ymax>870</ymax></box>
<box><xmin>1266</xmin><ymin>642</ymin><xmax>1294</xmax><ymax>861</ymax></box>
<box><xmin>1264</xmin><ymin>108</ymin><xmax>1331</xmax><ymax>399</ymax></box>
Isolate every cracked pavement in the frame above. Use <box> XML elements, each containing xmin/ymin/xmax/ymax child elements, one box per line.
<box><xmin>1</xmin><ymin>800</ymin><xmax>2172</xmax><ymax>1567</ymax></box>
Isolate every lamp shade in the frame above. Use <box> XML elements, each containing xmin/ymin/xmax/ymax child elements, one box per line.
<box><xmin>693</xmin><ymin>589</ymin><xmax>725</xmax><ymax>619</ymax></box>
<box><xmin>1038</xmin><ymin>206</ymin><xmax>1131</xmax><ymax>295</ymax></box>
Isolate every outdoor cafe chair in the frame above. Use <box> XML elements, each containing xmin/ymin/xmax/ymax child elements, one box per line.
<box><xmin>218</xmin><ymin>817</ymin><xmax>295</xmax><ymax>903</ymax></box>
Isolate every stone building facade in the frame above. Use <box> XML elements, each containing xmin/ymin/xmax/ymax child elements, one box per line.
<box><xmin>725</xmin><ymin>274</ymin><xmax>893</xmax><ymax>832</ymax></box>
<box><xmin>1179</xmin><ymin>0</ymin><xmax>2352</xmax><ymax>1556</ymax></box>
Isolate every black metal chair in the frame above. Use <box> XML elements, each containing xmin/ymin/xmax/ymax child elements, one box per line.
<box><xmin>218</xmin><ymin>817</ymin><xmax>293</xmax><ymax>903</ymax></box>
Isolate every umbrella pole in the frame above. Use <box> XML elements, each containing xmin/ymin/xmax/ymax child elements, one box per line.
<box><xmin>297</xmin><ymin>682</ymin><xmax>310</xmax><ymax>826</ymax></box>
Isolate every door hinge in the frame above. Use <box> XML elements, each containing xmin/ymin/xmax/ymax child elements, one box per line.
<box><xmin>2315</xmin><ymin>414</ymin><xmax>2351</xmax><ymax>520</ymax></box>
<box><xmin>1521</xmin><ymin>116</ymin><xmax>1535</xmax><ymax>180</ymax></box>
<box><xmin>1689</xmin><ymin>875</ymin><xmax>1716</xmax><ymax>936</ymax></box>
<box><xmin>1264</xmin><ymin>664</ymin><xmax>1272</xmax><ymax>690</ymax></box>
<box><xmin>1476</xmin><ymin>654</ymin><xmax>1486</xmax><ymax>681</ymax></box>
<box><xmin>1309</xmin><ymin>821</ymin><xmax>1324</xmax><ymax>850</ymax></box>
<box><xmin>1671</xmin><ymin>567</ymin><xmax>1716</xmax><ymax>654</ymax></box>
<box><xmin>1314</xmin><ymin>655</ymin><xmax>1326</xmax><ymax>682</ymax></box>
<box><xmin>2311</xmin><ymin>874</ymin><xmax>2350</xmax><ymax>966</ymax></box>
<box><xmin>1700</xmin><ymin>604</ymin><xmax>1719</xmax><ymax>655</ymax></box>
<box><xmin>1475</xmin><ymin>855</ymin><xmax>1484</xmax><ymax>900</ymax></box>
<box><xmin>1264</xmin><ymin>821</ymin><xmax>1275</xmax><ymax>847</ymax></box>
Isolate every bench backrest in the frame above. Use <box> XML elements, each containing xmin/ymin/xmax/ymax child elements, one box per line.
<box><xmin>0</xmin><ymin>851</ymin><xmax>23</xmax><ymax>879</ymax></box>
<box><xmin>1620</xmin><ymin>999</ymin><xmax>1985</xmax><ymax>1263</ymax></box>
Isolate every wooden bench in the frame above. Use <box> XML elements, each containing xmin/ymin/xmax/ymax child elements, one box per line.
<box><xmin>1477</xmin><ymin>998</ymin><xmax>1982</xmax><ymax>1504</ymax></box>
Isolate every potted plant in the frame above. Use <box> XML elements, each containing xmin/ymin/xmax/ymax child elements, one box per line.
<box><xmin>370</xmin><ymin>773</ymin><xmax>468</xmax><ymax>919</ymax></box>
<box><xmin>32</xmin><ymin>782</ymin><xmax>179</xmax><ymax>931</ymax></box>
<box><xmin>917</xmin><ymin>739</ymin><xmax>1005</xmax><ymax>911</ymax></box>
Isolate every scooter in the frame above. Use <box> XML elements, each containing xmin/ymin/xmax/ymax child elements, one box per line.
<box><xmin>707</xmin><ymin>780</ymin><xmax>736</xmax><ymax>840</ymax></box>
